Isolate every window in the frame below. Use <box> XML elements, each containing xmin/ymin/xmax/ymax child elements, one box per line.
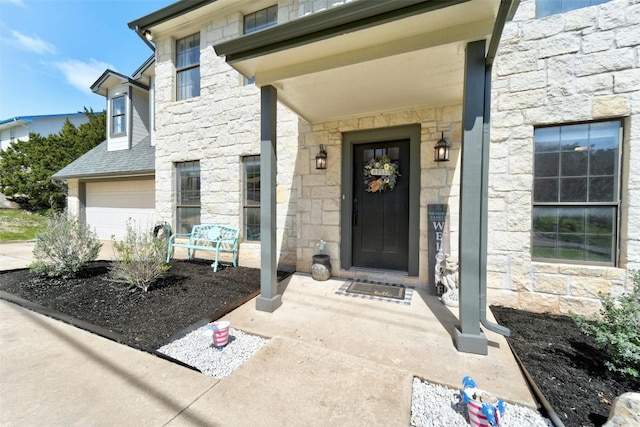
<box><xmin>537</xmin><ymin>0</ymin><xmax>611</xmax><ymax>18</ymax></box>
<box><xmin>111</xmin><ymin>95</ymin><xmax>126</xmax><ymax>135</ymax></box>
<box><xmin>532</xmin><ymin>121</ymin><xmax>622</xmax><ymax>264</ymax></box>
<box><xmin>244</xmin><ymin>5</ymin><xmax>277</xmax><ymax>34</ymax></box>
<box><xmin>176</xmin><ymin>33</ymin><xmax>200</xmax><ymax>100</ymax></box>
<box><xmin>243</xmin><ymin>155</ymin><xmax>260</xmax><ymax>241</ymax></box>
<box><xmin>243</xmin><ymin>5</ymin><xmax>277</xmax><ymax>84</ymax></box>
<box><xmin>176</xmin><ymin>161</ymin><xmax>200</xmax><ymax>234</ymax></box>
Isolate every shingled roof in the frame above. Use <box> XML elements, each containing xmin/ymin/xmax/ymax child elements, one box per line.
<box><xmin>52</xmin><ymin>137</ymin><xmax>154</xmax><ymax>180</ymax></box>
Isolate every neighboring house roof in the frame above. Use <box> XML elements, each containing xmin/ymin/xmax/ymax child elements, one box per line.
<box><xmin>0</xmin><ymin>112</ymin><xmax>86</xmax><ymax>131</ymax></box>
<box><xmin>52</xmin><ymin>136</ymin><xmax>155</xmax><ymax>180</ymax></box>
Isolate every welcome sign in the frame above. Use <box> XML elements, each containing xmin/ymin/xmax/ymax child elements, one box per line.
<box><xmin>428</xmin><ymin>204</ymin><xmax>449</xmax><ymax>294</ymax></box>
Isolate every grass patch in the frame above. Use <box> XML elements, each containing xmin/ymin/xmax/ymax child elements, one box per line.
<box><xmin>0</xmin><ymin>209</ymin><xmax>49</xmax><ymax>241</ymax></box>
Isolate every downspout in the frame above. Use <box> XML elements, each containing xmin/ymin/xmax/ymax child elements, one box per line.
<box><xmin>134</xmin><ymin>25</ymin><xmax>156</xmax><ymax>51</ymax></box>
<box><xmin>478</xmin><ymin>0</ymin><xmax>520</xmax><ymax>337</ymax></box>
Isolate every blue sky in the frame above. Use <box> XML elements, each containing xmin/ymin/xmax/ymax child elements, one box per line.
<box><xmin>0</xmin><ymin>0</ymin><xmax>175</xmax><ymax>119</ymax></box>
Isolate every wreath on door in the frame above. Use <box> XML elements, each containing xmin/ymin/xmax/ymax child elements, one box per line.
<box><xmin>363</xmin><ymin>154</ymin><xmax>400</xmax><ymax>193</ymax></box>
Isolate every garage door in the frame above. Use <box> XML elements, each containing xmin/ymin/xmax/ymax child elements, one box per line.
<box><xmin>85</xmin><ymin>179</ymin><xmax>155</xmax><ymax>240</ymax></box>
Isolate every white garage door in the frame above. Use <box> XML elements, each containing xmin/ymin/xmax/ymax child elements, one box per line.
<box><xmin>85</xmin><ymin>179</ymin><xmax>155</xmax><ymax>240</ymax></box>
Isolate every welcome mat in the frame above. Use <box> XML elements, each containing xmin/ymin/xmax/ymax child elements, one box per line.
<box><xmin>336</xmin><ymin>280</ymin><xmax>414</xmax><ymax>305</ymax></box>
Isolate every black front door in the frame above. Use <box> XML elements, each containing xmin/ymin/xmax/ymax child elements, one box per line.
<box><xmin>352</xmin><ymin>140</ymin><xmax>410</xmax><ymax>271</ymax></box>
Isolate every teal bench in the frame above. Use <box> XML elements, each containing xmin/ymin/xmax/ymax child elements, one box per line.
<box><xmin>166</xmin><ymin>224</ymin><xmax>239</xmax><ymax>272</ymax></box>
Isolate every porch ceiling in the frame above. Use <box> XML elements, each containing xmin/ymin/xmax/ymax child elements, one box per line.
<box><xmin>215</xmin><ymin>0</ymin><xmax>503</xmax><ymax>124</ymax></box>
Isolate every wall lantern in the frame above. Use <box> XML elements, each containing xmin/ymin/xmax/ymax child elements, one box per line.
<box><xmin>316</xmin><ymin>145</ymin><xmax>327</xmax><ymax>170</ymax></box>
<box><xmin>434</xmin><ymin>132</ymin><xmax>450</xmax><ymax>162</ymax></box>
<box><xmin>144</xmin><ymin>30</ymin><xmax>153</xmax><ymax>41</ymax></box>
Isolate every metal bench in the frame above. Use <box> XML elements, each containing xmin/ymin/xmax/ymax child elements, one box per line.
<box><xmin>166</xmin><ymin>224</ymin><xmax>239</xmax><ymax>272</ymax></box>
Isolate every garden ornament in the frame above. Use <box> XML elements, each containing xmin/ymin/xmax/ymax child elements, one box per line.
<box><xmin>460</xmin><ymin>376</ymin><xmax>505</xmax><ymax>427</ymax></box>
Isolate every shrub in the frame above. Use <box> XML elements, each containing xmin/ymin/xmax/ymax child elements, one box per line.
<box><xmin>573</xmin><ymin>271</ymin><xmax>640</xmax><ymax>380</ymax></box>
<box><xmin>110</xmin><ymin>219</ymin><xmax>170</xmax><ymax>292</ymax></box>
<box><xmin>30</xmin><ymin>212</ymin><xmax>102</xmax><ymax>278</ymax></box>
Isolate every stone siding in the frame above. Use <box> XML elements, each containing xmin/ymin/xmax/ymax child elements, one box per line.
<box><xmin>152</xmin><ymin>10</ymin><xmax>299</xmax><ymax>271</ymax></box>
<box><xmin>297</xmin><ymin>106</ymin><xmax>463</xmax><ymax>285</ymax></box>
<box><xmin>489</xmin><ymin>0</ymin><xmax>640</xmax><ymax>315</ymax></box>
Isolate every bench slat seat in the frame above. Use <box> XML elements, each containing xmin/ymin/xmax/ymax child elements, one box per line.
<box><xmin>166</xmin><ymin>224</ymin><xmax>239</xmax><ymax>272</ymax></box>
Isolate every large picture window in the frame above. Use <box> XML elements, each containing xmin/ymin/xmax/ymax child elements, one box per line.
<box><xmin>532</xmin><ymin>121</ymin><xmax>622</xmax><ymax>264</ymax></box>
<box><xmin>243</xmin><ymin>156</ymin><xmax>260</xmax><ymax>241</ymax></box>
<box><xmin>111</xmin><ymin>95</ymin><xmax>126</xmax><ymax>135</ymax></box>
<box><xmin>176</xmin><ymin>161</ymin><xmax>200</xmax><ymax>234</ymax></box>
<box><xmin>176</xmin><ymin>33</ymin><xmax>200</xmax><ymax>101</ymax></box>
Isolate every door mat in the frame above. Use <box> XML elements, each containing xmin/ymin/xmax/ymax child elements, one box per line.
<box><xmin>336</xmin><ymin>280</ymin><xmax>414</xmax><ymax>305</ymax></box>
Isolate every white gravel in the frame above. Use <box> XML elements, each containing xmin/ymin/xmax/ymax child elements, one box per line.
<box><xmin>157</xmin><ymin>325</ymin><xmax>268</xmax><ymax>379</ymax></box>
<box><xmin>411</xmin><ymin>378</ymin><xmax>553</xmax><ymax>427</ymax></box>
<box><xmin>159</xmin><ymin>325</ymin><xmax>553</xmax><ymax>426</ymax></box>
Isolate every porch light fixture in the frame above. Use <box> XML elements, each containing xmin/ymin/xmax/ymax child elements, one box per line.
<box><xmin>144</xmin><ymin>30</ymin><xmax>153</xmax><ymax>41</ymax></box>
<box><xmin>316</xmin><ymin>145</ymin><xmax>327</xmax><ymax>170</ymax></box>
<box><xmin>434</xmin><ymin>132</ymin><xmax>450</xmax><ymax>162</ymax></box>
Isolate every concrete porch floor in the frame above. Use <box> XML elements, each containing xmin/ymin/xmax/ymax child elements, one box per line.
<box><xmin>221</xmin><ymin>273</ymin><xmax>537</xmax><ymax>408</ymax></box>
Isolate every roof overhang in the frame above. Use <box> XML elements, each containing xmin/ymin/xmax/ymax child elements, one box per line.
<box><xmin>91</xmin><ymin>69</ymin><xmax>150</xmax><ymax>97</ymax></box>
<box><xmin>214</xmin><ymin>0</ymin><xmax>518</xmax><ymax>123</ymax></box>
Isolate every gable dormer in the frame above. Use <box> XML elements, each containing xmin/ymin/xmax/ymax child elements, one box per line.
<box><xmin>91</xmin><ymin>63</ymin><xmax>153</xmax><ymax>152</ymax></box>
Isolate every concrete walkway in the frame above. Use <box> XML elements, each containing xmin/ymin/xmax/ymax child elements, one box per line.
<box><xmin>0</xmin><ymin>241</ymin><xmax>536</xmax><ymax>426</ymax></box>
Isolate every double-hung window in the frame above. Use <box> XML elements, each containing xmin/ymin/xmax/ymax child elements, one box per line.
<box><xmin>243</xmin><ymin>155</ymin><xmax>261</xmax><ymax>241</ymax></box>
<box><xmin>536</xmin><ymin>0</ymin><xmax>611</xmax><ymax>18</ymax></box>
<box><xmin>176</xmin><ymin>33</ymin><xmax>200</xmax><ymax>100</ymax></box>
<box><xmin>243</xmin><ymin>5</ymin><xmax>277</xmax><ymax>84</ymax></box>
<box><xmin>111</xmin><ymin>95</ymin><xmax>126</xmax><ymax>135</ymax></box>
<box><xmin>176</xmin><ymin>161</ymin><xmax>201</xmax><ymax>234</ymax></box>
<box><xmin>532</xmin><ymin>121</ymin><xmax>622</xmax><ymax>264</ymax></box>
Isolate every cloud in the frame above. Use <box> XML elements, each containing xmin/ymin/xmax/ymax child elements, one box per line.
<box><xmin>11</xmin><ymin>30</ymin><xmax>56</xmax><ymax>54</ymax></box>
<box><xmin>52</xmin><ymin>58</ymin><xmax>114</xmax><ymax>94</ymax></box>
<box><xmin>0</xmin><ymin>0</ymin><xmax>25</xmax><ymax>6</ymax></box>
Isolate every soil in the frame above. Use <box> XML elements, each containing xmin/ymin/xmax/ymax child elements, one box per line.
<box><xmin>492</xmin><ymin>306</ymin><xmax>639</xmax><ymax>427</ymax></box>
<box><xmin>0</xmin><ymin>262</ymin><xmax>637</xmax><ymax>427</ymax></box>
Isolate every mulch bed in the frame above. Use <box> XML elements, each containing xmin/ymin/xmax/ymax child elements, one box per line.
<box><xmin>0</xmin><ymin>260</ymin><xmax>289</xmax><ymax>349</ymax></box>
<box><xmin>492</xmin><ymin>306</ymin><xmax>639</xmax><ymax>427</ymax></box>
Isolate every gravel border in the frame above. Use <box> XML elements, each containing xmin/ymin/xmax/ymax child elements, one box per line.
<box><xmin>160</xmin><ymin>325</ymin><xmax>553</xmax><ymax>426</ymax></box>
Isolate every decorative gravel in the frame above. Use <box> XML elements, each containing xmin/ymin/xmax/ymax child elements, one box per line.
<box><xmin>157</xmin><ymin>326</ymin><xmax>268</xmax><ymax>379</ymax></box>
<box><xmin>411</xmin><ymin>378</ymin><xmax>553</xmax><ymax>427</ymax></box>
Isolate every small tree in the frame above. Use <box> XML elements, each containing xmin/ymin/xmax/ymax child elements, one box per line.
<box><xmin>30</xmin><ymin>212</ymin><xmax>102</xmax><ymax>278</ymax></box>
<box><xmin>0</xmin><ymin>109</ymin><xmax>105</xmax><ymax>211</ymax></box>
<box><xmin>110</xmin><ymin>219</ymin><xmax>170</xmax><ymax>292</ymax></box>
<box><xmin>573</xmin><ymin>272</ymin><xmax>640</xmax><ymax>380</ymax></box>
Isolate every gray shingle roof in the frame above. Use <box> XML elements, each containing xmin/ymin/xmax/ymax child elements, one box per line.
<box><xmin>52</xmin><ymin>136</ymin><xmax>155</xmax><ymax>180</ymax></box>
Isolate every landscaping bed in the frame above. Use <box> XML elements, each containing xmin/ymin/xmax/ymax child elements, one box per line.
<box><xmin>0</xmin><ymin>261</ymin><xmax>637</xmax><ymax>427</ymax></box>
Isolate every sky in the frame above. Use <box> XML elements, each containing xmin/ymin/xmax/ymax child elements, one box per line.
<box><xmin>0</xmin><ymin>0</ymin><xmax>175</xmax><ymax>119</ymax></box>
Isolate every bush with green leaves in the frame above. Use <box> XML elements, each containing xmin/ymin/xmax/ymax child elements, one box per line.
<box><xmin>110</xmin><ymin>219</ymin><xmax>170</xmax><ymax>292</ymax></box>
<box><xmin>573</xmin><ymin>271</ymin><xmax>640</xmax><ymax>380</ymax></box>
<box><xmin>30</xmin><ymin>212</ymin><xmax>102</xmax><ymax>278</ymax></box>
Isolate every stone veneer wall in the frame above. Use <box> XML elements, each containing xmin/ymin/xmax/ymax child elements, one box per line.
<box><xmin>152</xmin><ymin>7</ymin><xmax>300</xmax><ymax>271</ymax></box>
<box><xmin>296</xmin><ymin>106</ymin><xmax>463</xmax><ymax>285</ymax></box>
<box><xmin>488</xmin><ymin>0</ymin><xmax>640</xmax><ymax>315</ymax></box>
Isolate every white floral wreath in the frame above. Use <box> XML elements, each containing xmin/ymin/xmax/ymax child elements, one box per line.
<box><xmin>363</xmin><ymin>154</ymin><xmax>400</xmax><ymax>193</ymax></box>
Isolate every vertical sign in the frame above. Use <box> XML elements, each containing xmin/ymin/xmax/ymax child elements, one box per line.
<box><xmin>428</xmin><ymin>204</ymin><xmax>448</xmax><ymax>295</ymax></box>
